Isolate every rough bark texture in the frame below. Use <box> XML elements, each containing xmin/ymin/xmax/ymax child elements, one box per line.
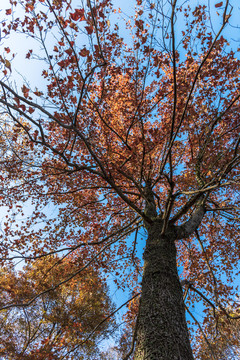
<box><xmin>134</xmin><ymin>221</ymin><xmax>194</xmax><ymax>360</ymax></box>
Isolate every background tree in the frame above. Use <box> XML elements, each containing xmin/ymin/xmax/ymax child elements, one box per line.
<box><xmin>0</xmin><ymin>256</ymin><xmax>115</xmax><ymax>359</ymax></box>
<box><xmin>0</xmin><ymin>0</ymin><xmax>239</xmax><ymax>359</ymax></box>
<box><xmin>196</xmin><ymin>307</ymin><xmax>240</xmax><ymax>360</ymax></box>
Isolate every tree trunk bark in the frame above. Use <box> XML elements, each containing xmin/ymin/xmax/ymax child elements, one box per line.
<box><xmin>134</xmin><ymin>221</ymin><xmax>194</xmax><ymax>360</ymax></box>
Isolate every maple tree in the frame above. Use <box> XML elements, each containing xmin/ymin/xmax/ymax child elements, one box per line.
<box><xmin>0</xmin><ymin>0</ymin><xmax>239</xmax><ymax>359</ymax></box>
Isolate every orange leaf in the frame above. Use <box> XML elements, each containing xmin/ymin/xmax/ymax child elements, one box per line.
<box><xmin>215</xmin><ymin>2</ymin><xmax>223</xmax><ymax>7</ymax></box>
<box><xmin>5</xmin><ymin>59</ymin><xmax>11</xmax><ymax>72</ymax></box>
<box><xmin>70</xmin><ymin>9</ymin><xmax>85</xmax><ymax>21</ymax></box>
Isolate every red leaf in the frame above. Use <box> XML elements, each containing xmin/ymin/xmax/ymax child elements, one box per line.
<box><xmin>85</xmin><ymin>26</ymin><xmax>93</xmax><ymax>35</ymax></box>
<box><xmin>26</xmin><ymin>50</ymin><xmax>33</xmax><ymax>59</ymax></box>
<box><xmin>6</xmin><ymin>9</ymin><xmax>12</xmax><ymax>15</ymax></box>
<box><xmin>19</xmin><ymin>104</ymin><xmax>26</xmax><ymax>111</ymax></box>
<box><xmin>57</xmin><ymin>60</ymin><xmax>66</xmax><ymax>68</ymax></box>
<box><xmin>33</xmin><ymin>90</ymin><xmax>43</xmax><ymax>96</ymax></box>
<box><xmin>4</xmin><ymin>47</ymin><xmax>10</xmax><ymax>54</ymax></box>
<box><xmin>28</xmin><ymin>107</ymin><xmax>35</xmax><ymax>114</ymax></box>
<box><xmin>65</xmin><ymin>48</ymin><xmax>72</xmax><ymax>56</ymax></box>
<box><xmin>79</xmin><ymin>48</ymin><xmax>89</xmax><ymax>57</ymax></box>
<box><xmin>70</xmin><ymin>9</ymin><xmax>85</xmax><ymax>21</ymax></box>
<box><xmin>215</xmin><ymin>2</ymin><xmax>223</xmax><ymax>7</ymax></box>
<box><xmin>22</xmin><ymin>85</ymin><xmax>30</xmax><ymax>98</ymax></box>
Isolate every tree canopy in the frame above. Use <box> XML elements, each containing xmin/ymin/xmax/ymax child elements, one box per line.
<box><xmin>196</xmin><ymin>307</ymin><xmax>240</xmax><ymax>360</ymax></box>
<box><xmin>0</xmin><ymin>257</ymin><xmax>115</xmax><ymax>359</ymax></box>
<box><xmin>0</xmin><ymin>0</ymin><xmax>239</xmax><ymax>358</ymax></box>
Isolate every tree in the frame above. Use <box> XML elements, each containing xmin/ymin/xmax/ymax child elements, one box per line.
<box><xmin>0</xmin><ymin>257</ymin><xmax>115</xmax><ymax>359</ymax></box>
<box><xmin>0</xmin><ymin>0</ymin><xmax>239</xmax><ymax>358</ymax></box>
<box><xmin>196</xmin><ymin>308</ymin><xmax>240</xmax><ymax>360</ymax></box>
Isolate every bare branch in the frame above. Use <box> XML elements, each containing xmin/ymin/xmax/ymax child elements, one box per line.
<box><xmin>175</xmin><ymin>198</ymin><xmax>206</xmax><ymax>240</ymax></box>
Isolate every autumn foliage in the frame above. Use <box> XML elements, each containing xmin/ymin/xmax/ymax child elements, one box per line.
<box><xmin>0</xmin><ymin>0</ymin><xmax>239</xmax><ymax>358</ymax></box>
<box><xmin>0</xmin><ymin>257</ymin><xmax>115</xmax><ymax>359</ymax></box>
<box><xmin>196</xmin><ymin>307</ymin><xmax>240</xmax><ymax>359</ymax></box>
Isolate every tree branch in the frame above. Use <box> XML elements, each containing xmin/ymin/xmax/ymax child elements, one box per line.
<box><xmin>175</xmin><ymin>199</ymin><xmax>206</xmax><ymax>240</ymax></box>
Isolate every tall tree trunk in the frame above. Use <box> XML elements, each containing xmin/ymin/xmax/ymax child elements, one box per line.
<box><xmin>134</xmin><ymin>221</ymin><xmax>194</xmax><ymax>360</ymax></box>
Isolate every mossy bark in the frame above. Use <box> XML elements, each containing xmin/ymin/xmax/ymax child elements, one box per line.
<box><xmin>134</xmin><ymin>221</ymin><xmax>194</xmax><ymax>360</ymax></box>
